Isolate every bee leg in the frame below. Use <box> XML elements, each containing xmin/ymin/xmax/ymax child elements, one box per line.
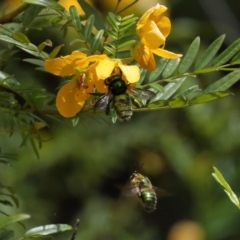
<box><xmin>105</xmin><ymin>103</ymin><xmax>110</xmax><ymax>115</ymax></box>
<box><xmin>105</xmin><ymin>97</ymin><xmax>112</xmax><ymax>115</ymax></box>
<box><xmin>136</xmin><ymin>182</ymin><xmax>142</xmax><ymax>196</ymax></box>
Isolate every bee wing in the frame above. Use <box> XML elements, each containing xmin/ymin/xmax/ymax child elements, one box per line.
<box><xmin>115</xmin><ymin>184</ymin><xmax>139</xmax><ymax>197</ymax></box>
<box><xmin>153</xmin><ymin>186</ymin><xmax>170</xmax><ymax>197</ymax></box>
<box><xmin>128</xmin><ymin>86</ymin><xmax>156</xmax><ymax>100</ymax></box>
<box><xmin>94</xmin><ymin>92</ymin><xmax>111</xmax><ymax>110</ymax></box>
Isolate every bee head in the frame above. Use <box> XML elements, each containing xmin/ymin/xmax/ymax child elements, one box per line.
<box><xmin>130</xmin><ymin>171</ymin><xmax>139</xmax><ymax>180</ymax></box>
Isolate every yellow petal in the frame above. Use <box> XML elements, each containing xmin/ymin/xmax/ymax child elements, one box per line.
<box><xmin>137</xmin><ymin>4</ymin><xmax>167</xmax><ymax>29</ymax></box>
<box><xmin>148</xmin><ymin>4</ymin><xmax>168</xmax><ymax>23</ymax></box>
<box><xmin>44</xmin><ymin>51</ymin><xmax>87</xmax><ymax>76</ymax></box>
<box><xmin>118</xmin><ymin>64</ymin><xmax>140</xmax><ymax>83</ymax></box>
<box><xmin>88</xmin><ymin>62</ymin><xmax>108</xmax><ymax>93</ymax></box>
<box><xmin>94</xmin><ymin>78</ymin><xmax>108</xmax><ymax>93</ymax></box>
<box><xmin>157</xmin><ymin>16</ymin><xmax>171</xmax><ymax>38</ymax></box>
<box><xmin>74</xmin><ymin>78</ymin><xmax>94</xmax><ymax>101</ymax></box>
<box><xmin>56</xmin><ymin>81</ymin><xmax>84</xmax><ymax>117</ymax></box>
<box><xmin>95</xmin><ymin>59</ymin><xmax>117</xmax><ymax>79</ymax></box>
<box><xmin>138</xmin><ymin>20</ymin><xmax>165</xmax><ymax>49</ymax></box>
<box><xmin>75</xmin><ymin>54</ymin><xmax>108</xmax><ymax>69</ymax></box>
<box><xmin>152</xmin><ymin>48</ymin><xmax>182</xmax><ymax>59</ymax></box>
<box><xmin>132</xmin><ymin>44</ymin><xmax>156</xmax><ymax>71</ymax></box>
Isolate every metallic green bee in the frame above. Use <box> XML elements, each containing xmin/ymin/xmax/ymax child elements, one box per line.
<box><xmin>130</xmin><ymin>172</ymin><xmax>158</xmax><ymax>213</ymax></box>
<box><xmin>93</xmin><ymin>73</ymin><xmax>155</xmax><ymax>121</ymax></box>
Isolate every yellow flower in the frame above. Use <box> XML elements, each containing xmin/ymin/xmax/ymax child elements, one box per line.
<box><xmin>44</xmin><ymin>51</ymin><xmax>107</xmax><ymax>76</ymax></box>
<box><xmin>132</xmin><ymin>4</ymin><xmax>182</xmax><ymax>70</ymax></box>
<box><xmin>88</xmin><ymin>58</ymin><xmax>140</xmax><ymax>93</ymax></box>
<box><xmin>44</xmin><ymin>51</ymin><xmax>107</xmax><ymax>117</ymax></box>
<box><xmin>56</xmin><ymin>74</ymin><xmax>94</xmax><ymax>118</ymax></box>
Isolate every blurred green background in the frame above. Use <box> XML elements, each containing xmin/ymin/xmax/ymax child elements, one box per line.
<box><xmin>1</xmin><ymin>0</ymin><xmax>240</xmax><ymax>240</ymax></box>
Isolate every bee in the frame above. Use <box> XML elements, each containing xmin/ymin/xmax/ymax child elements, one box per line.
<box><xmin>93</xmin><ymin>73</ymin><xmax>155</xmax><ymax>121</ymax></box>
<box><xmin>129</xmin><ymin>172</ymin><xmax>158</xmax><ymax>213</ymax></box>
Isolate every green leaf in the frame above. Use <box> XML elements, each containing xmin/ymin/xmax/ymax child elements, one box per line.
<box><xmin>107</xmin><ymin>30</ymin><xmax>118</xmax><ymax>40</ymax></box>
<box><xmin>148</xmin><ymin>83</ymin><xmax>164</xmax><ymax>93</ymax></box>
<box><xmin>194</xmin><ymin>35</ymin><xmax>225</xmax><ymax>70</ymax></box>
<box><xmin>212</xmin><ymin>167</ymin><xmax>232</xmax><ymax>193</ymax></box>
<box><xmin>213</xmin><ymin>38</ymin><xmax>240</xmax><ymax>66</ymax></box>
<box><xmin>23</xmin><ymin>59</ymin><xmax>44</xmax><ymax>67</ymax></box>
<box><xmin>0</xmin><ymin>71</ymin><xmax>20</xmax><ymax>86</ymax></box>
<box><xmin>91</xmin><ymin>29</ymin><xmax>104</xmax><ymax>53</ymax></box>
<box><xmin>77</xmin><ymin>47</ymin><xmax>89</xmax><ymax>52</ymax></box>
<box><xmin>162</xmin><ymin>58</ymin><xmax>180</xmax><ymax>78</ymax></box>
<box><xmin>38</xmin><ymin>39</ymin><xmax>52</xmax><ymax>52</ymax></box>
<box><xmin>18</xmin><ymin>44</ymin><xmax>49</xmax><ymax>59</ymax></box>
<box><xmin>174</xmin><ymin>85</ymin><xmax>200</xmax><ymax>98</ymax></box>
<box><xmin>83</xmin><ymin>15</ymin><xmax>95</xmax><ymax>41</ymax></box>
<box><xmin>77</xmin><ymin>0</ymin><xmax>106</xmax><ymax>32</ymax></box>
<box><xmin>0</xmin><ymin>229</ymin><xmax>14</xmax><ymax>240</ymax></box>
<box><xmin>0</xmin><ymin>200</ymin><xmax>13</xmax><ymax>207</ymax></box>
<box><xmin>204</xmin><ymin>70</ymin><xmax>240</xmax><ymax>93</ymax></box>
<box><xmin>224</xmin><ymin>191</ymin><xmax>240</xmax><ymax>208</ymax></box>
<box><xmin>117</xmin><ymin>40</ymin><xmax>136</xmax><ymax>49</ymax></box>
<box><xmin>25</xmin><ymin>224</ymin><xmax>72</xmax><ymax>237</ymax></box>
<box><xmin>0</xmin><ymin>35</ymin><xmax>48</xmax><ymax>58</ymax></box>
<box><xmin>148</xmin><ymin>58</ymin><xmax>169</xmax><ymax>82</ymax></box>
<box><xmin>29</xmin><ymin>138</ymin><xmax>40</xmax><ymax>159</ymax></box>
<box><xmin>116</xmin><ymin>34</ymin><xmax>136</xmax><ymax>42</ymax></box>
<box><xmin>49</xmin><ymin>44</ymin><xmax>64</xmax><ymax>59</ymax></box>
<box><xmin>69</xmin><ymin>39</ymin><xmax>86</xmax><ymax>46</ymax></box>
<box><xmin>108</xmin><ymin>12</ymin><xmax>120</xmax><ymax>28</ymax></box>
<box><xmin>190</xmin><ymin>91</ymin><xmax>231</xmax><ymax>104</ymax></box>
<box><xmin>22</xmin><ymin>5</ymin><xmax>44</xmax><ymax>26</ymax></box>
<box><xmin>103</xmin><ymin>46</ymin><xmax>115</xmax><ymax>55</ymax></box>
<box><xmin>106</xmin><ymin>15</ymin><xmax>119</xmax><ymax>32</ymax></box>
<box><xmin>0</xmin><ymin>34</ymin><xmax>29</xmax><ymax>47</ymax></box>
<box><xmin>1</xmin><ymin>193</ymin><xmax>19</xmax><ymax>208</ymax></box>
<box><xmin>69</xmin><ymin>5</ymin><xmax>82</xmax><ymax>31</ymax></box>
<box><xmin>71</xmin><ymin>116</ymin><xmax>79</xmax><ymax>127</ymax></box>
<box><xmin>168</xmin><ymin>96</ymin><xmax>188</xmax><ymax>107</ymax></box>
<box><xmin>116</xmin><ymin>50</ymin><xmax>131</xmax><ymax>58</ymax></box>
<box><xmin>122</xmin><ymin>14</ymin><xmax>136</xmax><ymax>21</ymax></box>
<box><xmin>0</xmin><ymin>214</ymin><xmax>30</xmax><ymax>229</ymax></box>
<box><xmin>52</xmin><ymin>16</ymin><xmax>63</xmax><ymax>25</ymax></box>
<box><xmin>231</xmin><ymin>51</ymin><xmax>240</xmax><ymax>63</ymax></box>
<box><xmin>12</xmin><ymin>32</ymin><xmax>30</xmax><ymax>44</ymax></box>
<box><xmin>0</xmin><ymin>25</ymin><xmax>13</xmax><ymax>37</ymax></box>
<box><xmin>148</xmin><ymin>100</ymin><xmax>168</xmax><ymax>109</ymax></box>
<box><xmin>151</xmin><ymin>77</ymin><xmax>186</xmax><ymax>102</ymax></box>
<box><xmin>178</xmin><ymin>37</ymin><xmax>200</xmax><ymax>74</ymax></box>
<box><xmin>22</xmin><ymin>0</ymin><xmax>62</xmax><ymax>8</ymax></box>
<box><xmin>119</xmin><ymin>21</ymin><xmax>136</xmax><ymax>33</ymax></box>
<box><xmin>212</xmin><ymin>166</ymin><xmax>240</xmax><ymax>208</ymax></box>
<box><xmin>138</xmin><ymin>68</ymin><xmax>147</xmax><ymax>84</ymax></box>
<box><xmin>121</xmin><ymin>14</ymin><xmax>137</xmax><ymax>21</ymax></box>
<box><xmin>194</xmin><ymin>67</ymin><xmax>217</xmax><ymax>74</ymax></box>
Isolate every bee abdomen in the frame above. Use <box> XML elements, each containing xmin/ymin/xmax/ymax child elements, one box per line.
<box><xmin>141</xmin><ymin>190</ymin><xmax>157</xmax><ymax>213</ymax></box>
<box><xmin>113</xmin><ymin>94</ymin><xmax>132</xmax><ymax>121</ymax></box>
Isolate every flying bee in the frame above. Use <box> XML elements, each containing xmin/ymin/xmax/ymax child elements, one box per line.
<box><xmin>129</xmin><ymin>172</ymin><xmax>158</xmax><ymax>213</ymax></box>
<box><xmin>93</xmin><ymin>73</ymin><xmax>155</xmax><ymax>121</ymax></box>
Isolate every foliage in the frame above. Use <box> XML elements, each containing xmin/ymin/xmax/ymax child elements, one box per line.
<box><xmin>0</xmin><ymin>148</ymin><xmax>72</xmax><ymax>240</ymax></box>
<box><xmin>212</xmin><ymin>167</ymin><xmax>240</xmax><ymax>209</ymax></box>
<box><xmin>0</xmin><ymin>0</ymin><xmax>239</xmax><ymax>156</ymax></box>
<box><xmin>0</xmin><ymin>1</ymin><xmax>240</xmax><ymax>239</ymax></box>
<box><xmin>0</xmin><ymin>148</ymin><xmax>18</xmax><ymax>212</ymax></box>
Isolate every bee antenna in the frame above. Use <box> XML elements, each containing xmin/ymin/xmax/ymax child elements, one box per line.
<box><xmin>139</xmin><ymin>163</ymin><xmax>144</xmax><ymax>171</ymax></box>
<box><xmin>133</xmin><ymin>162</ymin><xmax>144</xmax><ymax>173</ymax></box>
